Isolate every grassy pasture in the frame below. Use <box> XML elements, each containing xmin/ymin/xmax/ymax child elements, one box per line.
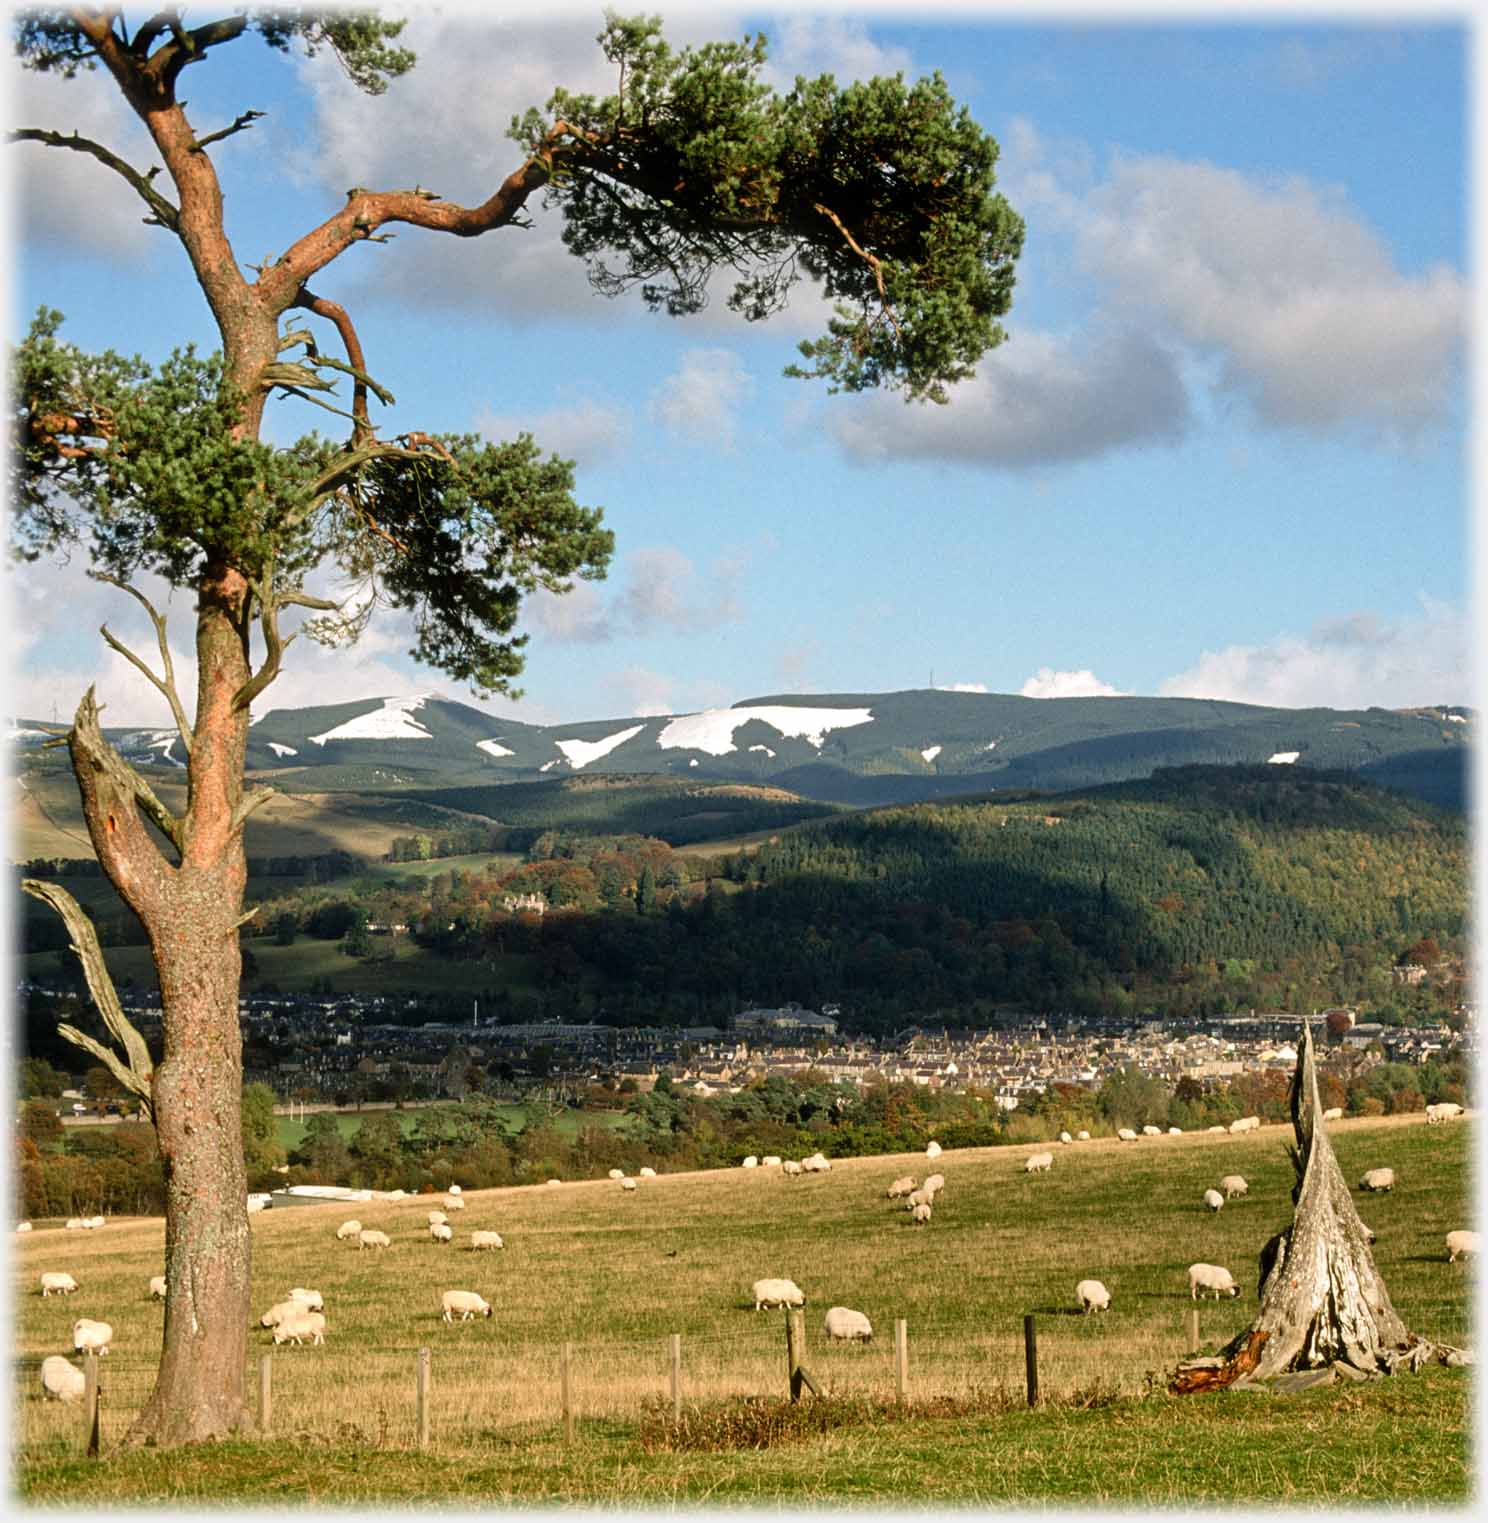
<box><xmin>12</xmin><ymin>1114</ymin><xmax>1473</xmax><ymax>1503</ymax></box>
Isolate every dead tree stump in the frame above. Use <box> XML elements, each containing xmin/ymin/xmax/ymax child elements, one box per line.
<box><xmin>1172</xmin><ymin>1020</ymin><xmax>1469</xmax><ymax>1394</ymax></box>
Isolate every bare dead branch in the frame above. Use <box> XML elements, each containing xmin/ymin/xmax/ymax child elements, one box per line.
<box><xmin>230</xmin><ymin>786</ymin><xmax>277</xmax><ymax>833</ymax></box>
<box><xmin>9</xmin><ymin>127</ymin><xmax>180</xmax><ymax>232</ymax></box>
<box><xmin>70</xmin><ymin>686</ymin><xmax>185</xmax><ymax>861</ymax></box>
<box><xmin>292</xmin><ymin>289</ymin><xmax>373</xmax><ymax>435</ymax></box>
<box><xmin>190</xmin><ymin>109</ymin><xmax>264</xmax><ymax>154</ymax></box>
<box><xmin>94</xmin><ymin>575</ymin><xmax>194</xmax><ymax>754</ymax></box>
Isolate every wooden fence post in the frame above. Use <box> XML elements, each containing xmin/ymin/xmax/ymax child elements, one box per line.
<box><xmin>785</xmin><ymin>1310</ymin><xmax>822</xmax><ymax>1402</ymax></box>
<box><xmin>1188</xmin><ymin>1306</ymin><xmax>1200</xmax><ymax>1354</ymax></box>
<box><xmin>1023</xmin><ymin>1314</ymin><xmax>1039</xmax><ymax>1408</ymax></box>
<box><xmin>561</xmin><ymin>1341</ymin><xmax>574</xmax><ymax>1443</ymax></box>
<box><xmin>895</xmin><ymin>1318</ymin><xmax>908</xmax><ymax>1405</ymax></box>
<box><xmin>416</xmin><ymin>1347</ymin><xmax>430</xmax><ymax>1450</ymax></box>
<box><xmin>83</xmin><ymin>1352</ymin><xmax>100</xmax><ymax>1457</ymax></box>
<box><xmin>669</xmin><ymin>1333</ymin><xmax>682</xmax><ymax>1423</ymax></box>
<box><xmin>259</xmin><ymin>1353</ymin><xmax>272</xmax><ymax>1435</ymax></box>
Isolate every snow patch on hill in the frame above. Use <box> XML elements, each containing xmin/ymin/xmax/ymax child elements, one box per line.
<box><xmin>555</xmin><ymin>724</ymin><xmax>645</xmax><ymax>769</ymax></box>
<box><xmin>309</xmin><ymin>695</ymin><xmax>433</xmax><ymax>745</ymax></box>
<box><xmin>921</xmin><ymin>745</ymin><xmax>942</xmax><ymax>763</ymax></box>
<box><xmin>268</xmin><ymin>742</ymin><xmax>298</xmax><ymax>758</ymax></box>
<box><xmin>657</xmin><ymin>705</ymin><xmax>874</xmax><ymax>756</ymax></box>
<box><xmin>1268</xmin><ymin>751</ymin><xmax>1300</xmax><ymax>764</ymax></box>
<box><xmin>477</xmin><ymin>739</ymin><xmax>514</xmax><ymax>759</ymax></box>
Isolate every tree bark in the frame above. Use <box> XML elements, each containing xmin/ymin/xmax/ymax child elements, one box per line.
<box><xmin>1171</xmin><ymin>1020</ymin><xmax>1461</xmax><ymax>1394</ymax></box>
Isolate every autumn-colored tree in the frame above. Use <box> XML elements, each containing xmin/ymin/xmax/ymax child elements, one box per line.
<box><xmin>11</xmin><ymin>8</ymin><xmax>1020</xmax><ymax>1446</ymax></box>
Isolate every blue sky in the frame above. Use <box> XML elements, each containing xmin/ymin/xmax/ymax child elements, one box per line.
<box><xmin>4</xmin><ymin>2</ymin><xmax>1472</xmax><ymax>728</ymax></box>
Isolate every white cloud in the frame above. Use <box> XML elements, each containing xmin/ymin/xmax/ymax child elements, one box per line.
<box><xmin>762</xmin><ymin>15</ymin><xmax>914</xmax><ymax>89</ymax></box>
<box><xmin>831</xmin><ymin>326</ymin><xmax>1190</xmax><ymax>467</ymax></box>
<box><xmin>650</xmin><ymin>349</ymin><xmax>753</xmax><ymax>448</ymax></box>
<box><xmin>475</xmin><ymin>399</ymin><xmax>632</xmax><ymax>468</ymax></box>
<box><xmin>1158</xmin><ymin>601</ymin><xmax>1470</xmax><ymax>710</ymax></box>
<box><xmin>1020</xmin><ymin>668</ymin><xmax>1129</xmax><ymax>699</ymax></box>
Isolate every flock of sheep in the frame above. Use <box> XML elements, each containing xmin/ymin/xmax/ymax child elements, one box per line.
<box><xmin>26</xmin><ymin>1105</ymin><xmax>1474</xmax><ymax>1403</ymax></box>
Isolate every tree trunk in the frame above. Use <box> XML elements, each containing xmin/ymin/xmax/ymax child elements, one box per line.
<box><xmin>1171</xmin><ymin>1020</ymin><xmax>1461</xmax><ymax>1394</ymax></box>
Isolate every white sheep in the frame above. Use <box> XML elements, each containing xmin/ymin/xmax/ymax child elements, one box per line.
<box><xmin>886</xmin><ymin>1175</ymin><xmax>918</xmax><ymax>1199</ymax></box>
<box><xmin>1188</xmin><ymin>1263</ymin><xmax>1239</xmax><ymax>1300</ymax></box>
<box><xmin>428</xmin><ymin>1210</ymin><xmax>448</xmax><ymax>1226</ymax></box>
<box><xmin>608</xmin><ymin>1168</ymin><xmax>625</xmax><ymax>1180</ymax></box>
<box><xmin>358</xmin><ymin>1228</ymin><xmax>391</xmax><ymax>1250</ymax></box>
<box><xmin>272</xmin><ymin>1309</ymin><xmax>325</xmax><ymax>1346</ymax></box>
<box><xmin>443</xmin><ymin>1195</ymin><xmax>465</xmax><ymax>1211</ymax></box>
<box><xmin>40</xmin><ymin>1272</ymin><xmax>79</xmax><ymax>1297</ymax></box>
<box><xmin>1075</xmin><ymin>1279</ymin><xmax>1111</xmax><ymax>1313</ymax></box>
<box><xmin>752</xmin><ymin>1278</ymin><xmax>805</xmax><ymax>1311</ymax></box>
<box><xmin>742</xmin><ymin>1156</ymin><xmax>759</xmax><ymax>1169</ymax></box>
<box><xmin>1203</xmin><ymin>1188</ymin><xmax>1224</xmax><ymax>1212</ymax></box>
<box><xmin>1117</xmin><ymin>1127</ymin><xmax>1139</xmax><ymax>1142</ymax></box>
<box><xmin>1075</xmin><ymin>1130</ymin><xmax>1090</xmax><ymax>1141</ymax></box>
<box><xmin>260</xmin><ymin>1300</ymin><xmax>299</xmax><ymax>1328</ymax></box>
<box><xmin>64</xmin><ymin>1218</ymin><xmax>84</xmax><ymax>1231</ymax></box>
<box><xmin>1322</xmin><ymin>1107</ymin><xmax>1343</xmax><ymax>1122</ymax></box>
<box><xmin>801</xmin><ymin>1152</ymin><xmax>831</xmax><ymax>1172</ymax></box>
<box><xmin>1359</xmin><ymin>1168</ymin><xmax>1395</xmax><ymax>1193</ymax></box>
<box><xmin>16</xmin><ymin>1221</ymin><xmax>32</xmax><ymax>1233</ymax></box>
<box><xmin>470</xmin><ymin>1230</ymin><xmax>504</xmax><ymax>1251</ymax></box>
<box><xmin>72</xmin><ymin>1318</ymin><xmax>113</xmax><ymax>1356</ymax></box>
<box><xmin>639</xmin><ymin>1166</ymin><xmax>657</xmax><ymax>1177</ymax></box>
<box><xmin>40</xmin><ymin>1354</ymin><xmax>86</xmax><ymax>1402</ymax></box>
<box><xmin>335</xmin><ymin>1219</ymin><xmax>362</xmax><ymax>1241</ymax></box>
<box><xmin>442</xmin><ymin>1289</ymin><xmax>492</xmax><ymax>1321</ymax></box>
<box><xmin>546</xmin><ymin>1179</ymin><xmax>562</xmax><ymax>1187</ymax></box>
<box><xmin>148</xmin><ymin>1275</ymin><xmax>167</xmax><ymax>1301</ymax></box>
<box><xmin>1219</xmin><ymin>1175</ymin><xmax>1248</xmax><ymax>1199</ymax></box>
<box><xmin>1207</xmin><ymin>1125</ymin><xmax>1228</xmax><ymax>1134</ymax></box>
<box><xmin>1141</xmin><ymin>1125</ymin><xmax>1162</xmax><ymax>1137</ymax></box>
<box><xmin>289</xmin><ymin>1288</ymin><xmax>323</xmax><ymax>1311</ymax></box>
<box><xmin>447</xmin><ymin>1184</ymin><xmax>462</xmax><ymax>1195</ymax></box>
<box><xmin>1446</xmin><ymin>1230</ymin><xmax>1479</xmax><ymax>1262</ymax></box>
<box><xmin>822</xmin><ymin>1306</ymin><xmax>873</xmax><ymax>1341</ymax></box>
<box><xmin>1229</xmin><ymin>1115</ymin><xmax>1260</xmax><ymax>1134</ymax></box>
<box><xmin>1059</xmin><ymin>1131</ymin><xmax>1072</xmax><ymax>1145</ymax></box>
<box><xmin>1168</xmin><ymin>1127</ymin><xmax>1183</xmax><ymax>1136</ymax></box>
<box><xmin>905</xmin><ymin>1188</ymin><xmax>932</xmax><ymax>1210</ymax></box>
<box><xmin>761</xmin><ymin>1157</ymin><xmax>781</xmax><ymax>1168</ymax></box>
<box><xmin>1025</xmin><ymin>1152</ymin><xmax>1053</xmax><ymax>1173</ymax></box>
<box><xmin>1427</xmin><ymin>1102</ymin><xmax>1464</xmax><ymax>1124</ymax></box>
<box><xmin>782</xmin><ymin>1160</ymin><xmax>803</xmax><ymax>1176</ymax></box>
<box><xmin>925</xmin><ymin>1140</ymin><xmax>942</xmax><ymax>1159</ymax></box>
<box><xmin>430</xmin><ymin>1222</ymin><xmax>454</xmax><ymax>1242</ymax></box>
<box><xmin>911</xmin><ymin>1201</ymin><xmax>932</xmax><ymax>1225</ymax></box>
<box><xmin>923</xmin><ymin>1173</ymin><xmax>945</xmax><ymax>1196</ymax></box>
<box><xmin>621</xmin><ymin>1177</ymin><xmax>638</xmax><ymax>1191</ymax></box>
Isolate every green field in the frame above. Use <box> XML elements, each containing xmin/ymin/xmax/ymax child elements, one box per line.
<box><xmin>13</xmin><ymin>1113</ymin><xmax>1473</xmax><ymax>1503</ymax></box>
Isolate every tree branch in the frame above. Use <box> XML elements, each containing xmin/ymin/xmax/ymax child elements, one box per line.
<box><xmin>230</xmin><ymin>786</ymin><xmax>277</xmax><ymax>833</ymax></box>
<box><xmin>9</xmin><ymin>127</ymin><xmax>181</xmax><ymax>232</ymax></box>
<box><xmin>233</xmin><ymin>579</ymin><xmax>288</xmax><ymax>713</ymax></box>
<box><xmin>94</xmin><ymin>575</ymin><xmax>193</xmax><ymax>755</ymax></box>
<box><xmin>812</xmin><ymin>201</ymin><xmax>901</xmax><ymax>340</ymax></box>
<box><xmin>69</xmin><ymin>686</ymin><xmax>185</xmax><ymax>870</ymax></box>
<box><xmin>292</xmin><ymin>289</ymin><xmax>373</xmax><ymax>435</ymax></box>
<box><xmin>190</xmin><ymin>109</ymin><xmax>264</xmax><ymax>154</ymax></box>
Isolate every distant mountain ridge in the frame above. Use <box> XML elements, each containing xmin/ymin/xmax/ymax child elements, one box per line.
<box><xmin>11</xmin><ymin>688</ymin><xmax>1472</xmax><ymax>811</ymax></box>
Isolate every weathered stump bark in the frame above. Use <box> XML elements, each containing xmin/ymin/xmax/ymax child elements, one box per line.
<box><xmin>1171</xmin><ymin>1020</ymin><xmax>1466</xmax><ymax>1394</ymax></box>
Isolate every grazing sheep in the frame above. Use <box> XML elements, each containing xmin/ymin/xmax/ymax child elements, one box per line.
<box><xmin>823</xmin><ymin>1306</ymin><xmax>873</xmax><ymax>1341</ymax></box>
<box><xmin>923</xmin><ymin>1173</ymin><xmax>945</xmax><ymax>1195</ymax></box>
<box><xmin>1025</xmin><ymin>1152</ymin><xmax>1053</xmax><ymax>1173</ymax></box>
<box><xmin>640</xmin><ymin>1166</ymin><xmax>657</xmax><ymax>1177</ymax></box>
<box><xmin>260</xmin><ymin>1300</ymin><xmax>299</xmax><ymax>1329</ymax></box>
<box><xmin>443</xmin><ymin>1195</ymin><xmax>465</xmax><ymax>1211</ymax></box>
<box><xmin>608</xmin><ymin>1168</ymin><xmax>625</xmax><ymax>1180</ymax></box>
<box><xmin>1059</xmin><ymin>1131</ymin><xmax>1072</xmax><ymax>1145</ymax></box>
<box><xmin>546</xmin><ymin>1179</ymin><xmax>562</xmax><ymax>1187</ymax></box>
<box><xmin>1322</xmin><ymin>1107</ymin><xmax>1343</xmax><ymax>1122</ymax></box>
<box><xmin>1188</xmin><ymin>1263</ymin><xmax>1239</xmax><ymax>1300</ymax></box>
<box><xmin>64</xmin><ymin>1218</ymin><xmax>84</xmax><ymax>1231</ymax></box>
<box><xmin>1219</xmin><ymin>1175</ymin><xmax>1249</xmax><ymax>1199</ymax></box>
<box><xmin>335</xmin><ymin>1219</ymin><xmax>362</xmax><ymax>1241</ymax></box>
<box><xmin>72</xmin><ymin>1319</ymin><xmax>113</xmax><ymax>1356</ymax></box>
<box><xmin>911</xmin><ymin>1201</ymin><xmax>932</xmax><ymax>1225</ymax></box>
<box><xmin>1359</xmin><ymin>1168</ymin><xmax>1395</xmax><ymax>1193</ymax></box>
<box><xmin>148</xmin><ymin>1275</ymin><xmax>167</xmax><ymax>1301</ymax></box>
<box><xmin>447</xmin><ymin>1184</ymin><xmax>462</xmax><ymax>1195</ymax></box>
<box><xmin>40</xmin><ymin>1355</ymin><xmax>86</xmax><ymax>1403</ymax></box>
<box><xmin>430</xmin><ymin>1222</ymin><xmax>454</xmax><ymax>1242</ymax></box>
<box><xmin>428</xmin><ymin>1210</ymin><xmax>448</xmax><ymax>1226</ymax></box>
<box><xmin>1141</xmin><ymin>1125</ymin><xmax>1162</xmax><ymax>1137</ymax></box>
<box><xmin>1427</xmin><ymin>1103</ymin><xmax>1464</xmax><ymax>1125</ymax></box>
<box><xmin>16</xmin><ymin>1222</ymin><xmax>32</xmax><ymax>1233</ymax></box>
<box><xmin>1207</xmin><ymin>1125</ymin><xmax>1228</xmax><ymax>1134</ymax></box>
<box><xmin>1117</xmin><ymin>1128</ymin><xmax>1139</xmax><ymax>1142</ymax></box>
<box><xmin>289</xmin><ymin>1288</ymin><xmax>323</xmax><ymax>1311</ymax></box>
<box><xmin>1202</xmin><ymin>1188</ymin><xmax>1225</xmax><ymax>1212</ymax></box>
<box><xmin>752</xmin><ymin>1278</ymin><xmax>805</xmax><ymax>1311</ymax></box>
<box><xmin>1168</xmin><ymin>1127</ymin><xmax>1183</xmax><ymax>1136</ymax></box>
<box><xmin>1229</xmin><ymin>1115</ymin><xmax>1260</xmax><ymax>1134</ymax></box>
<box><xmin>1075</xmin><ymin>1279</ymin><xmax>1111</xmax><ymax>1314</ymax></box>
<box><xmin>1446</xmin><ymin>1230</ymin><xmax>1478</xmax><ymax>1262</ymax></box>
<box><xmin>905</xmin><ymin>1188</ymin><xmax>932</xmax><ymax>1210</ymax></box>
<box><xmin>621</xmin><ymin>1178</ymin><xmax>638</xmax><ymax>1192</ymax></box>
<box><xmin>442</xmin><ymin>1289</ymin><xmax>492</xmax><ymax>1322</ymax></box>
<box><xmin>926</xmin><ymin>1141</ymin><xmax>942</xmax><ymax>1159</ymax></box>
<box><xmin>742</xmin><ymin>1156</ymin><xmax>759</xmax><ymax>1169</ymax></box>
<box><xmin>887</xmin><ymin>1175</ymin><xmax>918</xmax><ymax>1198</ymax></box>
<box><xmin>40</xmin><ymin>1272</ymin><xmax>79</xmax><ymax>1297</ymax></box>
<box><xmin>470</xmin><ymin>1230</ymin><xmax>504</xmax><ymax>1251</ymax></box>
<box><xmin>1075</xmin><ymin>1130</ymin><xmax>1090</xmax><ymax>1141</ymax></box>
<box><xmin>272</xmin><ymin>1309</ymin><xmax>325</xmax><ymax>1346</ymax></box>
<box><xmin>761</xmin><ymin>1157</ymin><xmax>781</xmax><ymax>1168</ymax></box>
<box><xmin>802</xmin><ymin>1153</ymin><xmax>831</xmax><ymax>1172</ymax></box>
<box><xmin>782</xmin><ymin>1160</ymin><xmax>803</xmax><ymax>1177</ymax></box>
<box><xmin>358</xmin><ymin>1228</ymin><xmax>391</xmax><ymax>1250</ymax></box>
